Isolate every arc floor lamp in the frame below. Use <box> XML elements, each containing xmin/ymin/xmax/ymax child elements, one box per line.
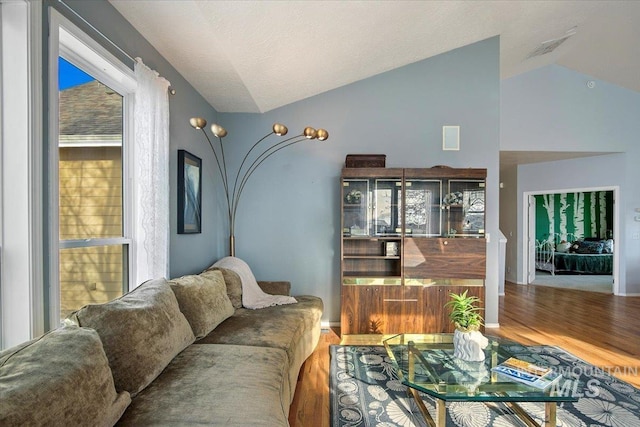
<box><xmin>190</xmin><ymin>117</ymin><xmax>329</xmax><ymax>256</ymax></box>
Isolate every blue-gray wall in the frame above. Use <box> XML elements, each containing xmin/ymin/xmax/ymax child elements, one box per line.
<box><xmin>501</xmin><ymin>64</ymin><xmax>640</xmax><ymax>295</ymax></box>
<box><xmin>48</xmin><ymin>2</ymin><xmax>501</xmax><ymax>325</ymax></box>
<box><xmin>217</xmin><ymin>38</ymin><xmax>501</xmax><ymax>324</ymax></box>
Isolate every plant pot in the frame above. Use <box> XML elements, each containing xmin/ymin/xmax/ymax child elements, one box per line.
<box><xmin>453</xmin><ymin>328</ymin><xmax>488</xmax><ymax>362</ymax></box>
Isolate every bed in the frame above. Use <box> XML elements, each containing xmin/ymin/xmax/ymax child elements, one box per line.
<box><xmin>535</xmin><ymin>234</ymin><xmax>613</xmax><ymax>275</ymax></box>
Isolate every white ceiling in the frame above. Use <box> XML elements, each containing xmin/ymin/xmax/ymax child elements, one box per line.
<box><xmin>110</xmin><ymin>0</ymin><xmax>639</xmax><ymax>115</ymax></box>
<box><xmin>110</xmin><ymin>1</ymin><xmax>636</xmax><ymax>168</ymax></box>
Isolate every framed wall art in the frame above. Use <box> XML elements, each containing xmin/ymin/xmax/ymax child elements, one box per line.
<box><xmin>178</xmin><ymin>149</ymin><xmax>202</xmax><ymax>234</ymax></box>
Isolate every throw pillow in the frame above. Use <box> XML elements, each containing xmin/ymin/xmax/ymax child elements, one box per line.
<box><xmin>206</xmin><ymin>266</ymin><xmax>243</xmax><ymax>309</ymax></box>
<box><xmin>0</xmin><ymin>326</ymin><xmax>131</xmax><ymax>426</ymax></box>
<box><xmin>70</xmin><ymin>278</ymin><xmax>195</xmax><ymax>396</ymax></box>
<box><xmin>602</xmin><ymin>239</ymin><xmax>614</xmax><ymax>254</ymax></box>
<box><xmin>169</xmin><ymin>270</ymin><xmax>235</xmax><ymax>338</ymax></box>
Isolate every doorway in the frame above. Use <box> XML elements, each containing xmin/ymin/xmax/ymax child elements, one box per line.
<box><xmin>525</xmin><ymin>186</ymin><xmax>619</xmax><ymax>294</ymax></box>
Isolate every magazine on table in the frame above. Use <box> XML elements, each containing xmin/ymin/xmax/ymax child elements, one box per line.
<box><xmin>492</xmin><ymin>357</ymin><xmax>561</xmax><ymax>389</ymax></box>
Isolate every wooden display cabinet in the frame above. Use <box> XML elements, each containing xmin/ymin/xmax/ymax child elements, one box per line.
<box><xmin>340</xmin><ymin>167</ymin><xmax>487</xmax><ymax>336</ymax></box>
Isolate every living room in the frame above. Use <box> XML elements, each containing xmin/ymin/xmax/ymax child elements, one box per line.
<box><xmin>1</xmin><ymin>1</ymin><xmax>639</xmax><ymax>426</ymax></box>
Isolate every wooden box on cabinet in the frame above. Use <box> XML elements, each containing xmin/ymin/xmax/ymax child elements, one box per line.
<box><xmin>345</xmin><ymin>154</ymin><xmax>386</xmax><ymax>168</ymax></box>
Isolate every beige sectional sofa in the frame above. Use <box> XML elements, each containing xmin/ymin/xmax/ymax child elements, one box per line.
<box><xmin>0</xmin><ymin>260</ymin><xmax>323</xmax><ymax>426</ymax></box>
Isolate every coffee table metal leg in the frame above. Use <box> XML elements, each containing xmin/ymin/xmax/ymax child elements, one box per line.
<box><xmin>407</xmin><ymin>388</ymin><xmax>557</xmax><ymax>427</ymax></box>
<box><xmin>545</xmin><ymin>402</ymin><xmax>557</xmax><ymax>427</ymax></box>
<box><xmin>435</xmin><ymin>399</ymin><xmax>445</xmax><ymax>427</ymax></box>
<box><xmin>504</xmin><ymin>401</ymin><xmax>540</xmax><ymax>427</ymax></box>
<box><xmin>408</xmin><ymin>387</ymin><xmax>441</xmax><ymax>427</ymax></box>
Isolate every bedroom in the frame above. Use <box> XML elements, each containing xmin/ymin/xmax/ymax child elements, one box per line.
<box><xmin>531</xmin><ymin>188</ymin><xmax>615</xmax><ymax>293</ymax></box>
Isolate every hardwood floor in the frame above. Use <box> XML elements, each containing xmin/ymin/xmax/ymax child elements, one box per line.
<box><xmin>288</xmin><ymin>282</ymin><xmax>640</xmax><ymax>426</ymax></box>
<box><xmin>288</xmin><ymin>328</ymin><xmax>341</xmax><ymax>427</ymax></box>
<box><xmin>489</xmin><ymin>282</ymin><xmax>640</xmax><ymax>388</ymax></box>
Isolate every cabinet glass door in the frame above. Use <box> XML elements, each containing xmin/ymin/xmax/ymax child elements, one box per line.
<box><xmin>444</xmin><ymin>180</ymin><xmax>485</xmax><ymax>237</ymax></box>
<box><xmin>342</xmin><ymin>174</ymin><xmax>402</xmax><ymax>286</ymax></box>
<box><xmin>342</xmin><ymin>179</ymin><xmax>369</xmax><ymax>236</ymax></box>
<box><xmin>374</xmin><ymin>179</ymin><xmax>401</xmax><ymax>236</ymax></box>
<box><xmin>402</xmin><ymin>179</ymin><xmax>442</xmax><ymax>236</ymax></box>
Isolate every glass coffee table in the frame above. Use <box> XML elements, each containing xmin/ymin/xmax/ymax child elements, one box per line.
<box><xmin>383</xmin><ymin>334</ymin><xmax>577</xmax><ymax>427</ymax></box>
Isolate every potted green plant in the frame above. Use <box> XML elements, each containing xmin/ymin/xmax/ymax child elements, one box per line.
<box><xmin>445</xmin><ymin>290</ymin><xmax>488</xmax><ymax>361</ymax></box>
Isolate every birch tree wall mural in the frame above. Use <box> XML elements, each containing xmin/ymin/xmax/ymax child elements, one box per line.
<box><xmin>542</xmin><ymin>194</ymin><xmax>555</xmax><ymax>238</ymax></box>
<box><xmin>599</xmin><ymin>192</ymin><xmax>607</xmax><ymax>238</ymax></box>
<box><xmin>535</xmin><ymin>191</ymin><xmax>613</xmax><ymax>242</ymax></box>
<box><xmin>573</xmin><ymin>192</ymin><xmax>584</xmax><ymax>239</ymax></box>
<box><xmin>559</xmin><ymin>194</ymin><xmax>569</xmax><ymax>238</ymax></box>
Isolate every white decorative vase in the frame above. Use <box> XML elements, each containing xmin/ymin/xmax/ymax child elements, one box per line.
<box><xmin>455</xmin><ymin>358</ymin><xmax>490</xmax><ymax>394</ymax></box>
<box><xmin>453</xmin><ymin>328</ymin><xmax>488</xmax><ymax>362</ymax></box>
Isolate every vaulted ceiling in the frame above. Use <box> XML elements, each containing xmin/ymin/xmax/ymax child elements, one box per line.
<box><xmin>109</xmin><ymin>1</ymin><xmax>637</xmax><ymax>168</ymax></box>
<box><xmin>110</xmin><ymin>1</ymin><xmax>639</xmax><ymax>115</ymax></box>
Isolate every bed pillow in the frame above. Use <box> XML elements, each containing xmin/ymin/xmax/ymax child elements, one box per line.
<box><xmin>169</xmin><ymin>270</ymin><xmax>235</xmax><ymax>338</ymax></box>
<box><xmin>602</xmin><ymin>239</ymin><xmax>614</xmax><ymax>254</ymax></box>
<box><xmin>556</xmin><ymin>241</ymin><xmax>571</xmax><ymax>253</ymax></box>
<box><xmin>571</xmin><ymin>240</ymin><xmax>604</xmax><ymax>254</ymax></box>
<box><xmin>0</xmin><ymin>326</ymin><xmax>131</xmax><ymax>426</ymax></box>
<box><xmin>70</xmin><ymin>278</ymin><xmax>195</xmax><ymax>396</ymax></box>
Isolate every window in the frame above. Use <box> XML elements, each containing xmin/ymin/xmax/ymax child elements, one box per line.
<box><xmin>49</xmin><ymin>11</ymin><xmax>136</xmax><ymax>325</ymax></box>
<box><xmin>57</xmin><ymin>59</ymin><xmax>127</xmax><ymax>319</ymax></box>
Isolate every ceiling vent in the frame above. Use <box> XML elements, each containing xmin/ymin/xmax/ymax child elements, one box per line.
<box><xmin>527</xmin><ymin>27</ymin><xmax>577</xmax><ymax>59</ymax></box>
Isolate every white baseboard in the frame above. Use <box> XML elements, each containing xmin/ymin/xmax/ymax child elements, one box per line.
<box><xmin>619</xmin><ymin>293</ymin><xmax>640</xmax><ymax>297</ymax></box>
<box><xmin>484</xmin><ymin>323</ymin><xmax>500</xmax><ymax>329</ymax></box>
<box><xmin>321</xmin><ymin>321</ymin><xmax>340</xmax><ymax>329</ymax></box>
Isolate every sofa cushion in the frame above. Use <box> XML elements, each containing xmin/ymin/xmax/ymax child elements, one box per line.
<box><xmin>169</xmin><ymin>270</ymin><xmax>234</xmax><ymax>338</ymax></box>
<box><xmin>197</xmin><ymin>295</ymin><xmax>323</xmax><ymax>402</ymax></box>
<box><xmin>257</xmin><ymin>280</ymin><xmax>292</xmax><ymax>296</ymax></box>
<box><xmin>197</xmin><ymin>295</ymin><xmax>322</xmax><ymax>351</ymax></box>
<box><xmin>116</xmin><ymin>344</ymin><xmax>290</xmax><ymax>426</ymax></box>
<box><xmin>206</xmin><ymin>266</ymin><xmax>243</xmax><ymax>309</ymax></box>
<box><xmin>0</xmin><ymin>325</ymin><xmax>131</xmax><ymax>426</ymax></box>
<box><xmin>71</xmin><ymin>278</ymin><xmax>195</xmax><ymax>396</ymax></box>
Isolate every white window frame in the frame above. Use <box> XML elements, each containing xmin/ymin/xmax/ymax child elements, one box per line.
<box><xmin>48</xmin><ymin>10</ymin><xmax>136</xmax><ymax>327</ymax></box>
<box><xmin>0</xmin><ymin>0</ymin><xmax>43</xmax><ymax>349</ymax></box>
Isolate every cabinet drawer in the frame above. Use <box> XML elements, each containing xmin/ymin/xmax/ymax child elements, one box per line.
<box><xmin>404</xmin><ymin>238</ymin><xmax>486</xmax><ymax>278</ymax></box>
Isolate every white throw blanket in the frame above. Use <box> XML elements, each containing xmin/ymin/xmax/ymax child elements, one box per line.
<box><xmin>212</xmin><ymin>256</ymin><xmax>297</xmax><ymax>309</ymax></box>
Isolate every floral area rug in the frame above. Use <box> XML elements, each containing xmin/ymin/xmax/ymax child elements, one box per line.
<box><xmin>329</xmin><ymin>344</ymin><xmax>640</xmax><ymax>427</ymax></box>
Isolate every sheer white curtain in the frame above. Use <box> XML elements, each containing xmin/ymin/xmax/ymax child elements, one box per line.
<box><xmin>134</xmin><ymin>58</ymin><xmax>170</xmax><ymax>285</ymax></box>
